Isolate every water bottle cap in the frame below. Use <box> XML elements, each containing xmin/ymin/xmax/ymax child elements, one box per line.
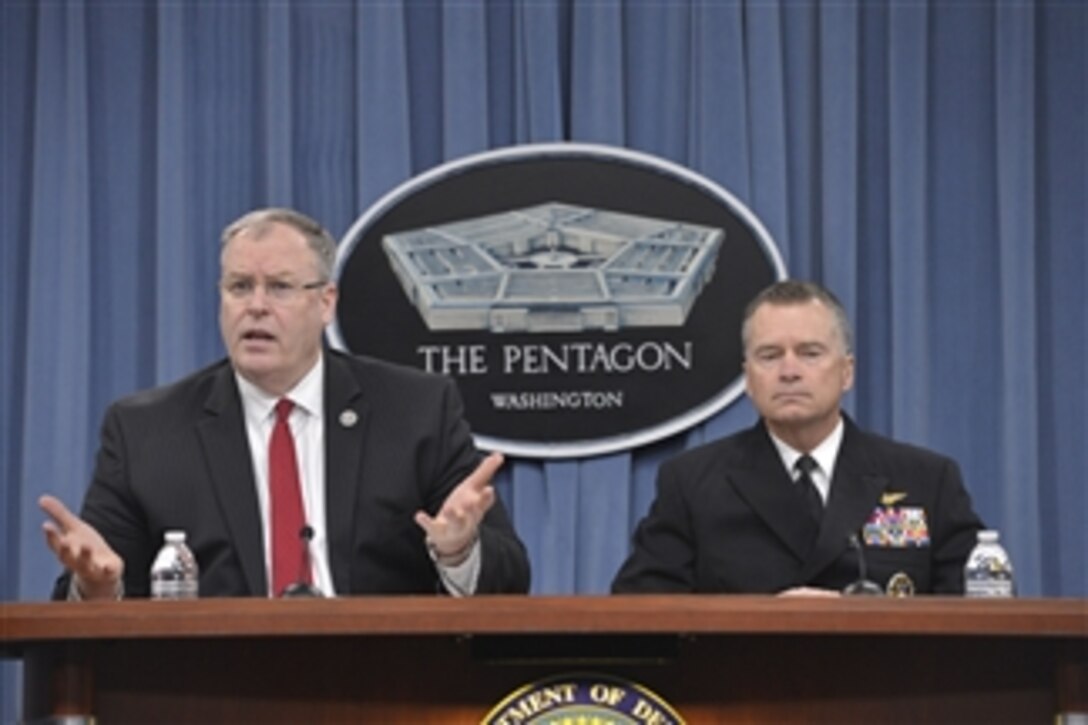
<box><xmin>977</xmin><ymin>529</ymin><xmax>999</xmax><ymax>542</ymax></box>
<box><xmin>164</xmin><ymin>530</ymin><xmax>187</xmax><ymax>543</ymax></box>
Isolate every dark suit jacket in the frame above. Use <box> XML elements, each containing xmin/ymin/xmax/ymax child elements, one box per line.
<box><xmin>612</xmin><ymin>417</ymin><xmax>983</xmax><ymax>594</ymax></box>
<box><xmin>55</xmin><ymin>351</ymin><xmax>530</xmax><ymax>598</ymax></box>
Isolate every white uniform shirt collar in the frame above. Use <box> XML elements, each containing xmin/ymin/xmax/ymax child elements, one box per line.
<box><xmin>768</xmin><ymin>417</ymin><xmax>845</xmax><ymax>502</ymax></box>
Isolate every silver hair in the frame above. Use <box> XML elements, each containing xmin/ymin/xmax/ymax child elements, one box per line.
<box><xmin>220</xmin><ymin>207</ymin><xmax>337</xmax><ymax>280</ymax></box>
<box><xmin>741</xmin><ymin>280</ymin><xmax>854</xmax><ymax>355</ymax></box>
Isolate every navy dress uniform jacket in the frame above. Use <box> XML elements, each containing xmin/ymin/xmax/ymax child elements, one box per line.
<box><xmin>612</xmin><ymin>417</ymin><xmax>983</xmax><ymax>594</ymax></box>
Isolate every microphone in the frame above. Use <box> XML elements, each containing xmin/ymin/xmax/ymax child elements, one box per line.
<box><xmin>842</xmin><ymin>534</ymin><xmax>884</xmax><ymax>596</ymax></box>
<box><xmin>281</xmin><ymin>525</ymin><xmax>324</xmax><ymax>598</ymax></box>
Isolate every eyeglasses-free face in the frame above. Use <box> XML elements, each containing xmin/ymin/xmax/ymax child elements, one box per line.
<box><xmin>743</xmin><ymin>299</ymin><xmax>854</xmax><ymax>451</ymax></box>
<box><xmin>219</xmin><ymin>222</ymin><xmax>337</xmax><ymax>397</ymax></box>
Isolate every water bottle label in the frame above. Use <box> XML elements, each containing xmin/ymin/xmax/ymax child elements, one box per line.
<box><xmin>151</xmin><ymin>579</ymin><xmax>198</xmax><ymax>599</ymax></box>
<box><xmin>965</xmin><ymin>578</ymin><xmax>1013</xmax><ymax>597</ymax></box>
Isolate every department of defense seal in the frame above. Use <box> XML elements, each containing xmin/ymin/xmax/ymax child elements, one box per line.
<box><xmin>481</xmin><ymin>673</ymin><xmax>685</xmax><ymax>725</ymax></box>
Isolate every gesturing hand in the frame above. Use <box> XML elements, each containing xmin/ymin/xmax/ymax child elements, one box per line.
<box><xmin>414</xmin><ymin>452</ymin><xmax>503</xmax><ymax>565</ymax></box>
<box><xmin>40</xmin><ymin>494</ymin><xmax>124</xmax><ymax>600</ymax></box>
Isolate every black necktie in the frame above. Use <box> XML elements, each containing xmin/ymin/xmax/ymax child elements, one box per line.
<box><xmin>795</xmin><ymin>454</ymin><xmax>824</xmax><ymax>523</ymax></box>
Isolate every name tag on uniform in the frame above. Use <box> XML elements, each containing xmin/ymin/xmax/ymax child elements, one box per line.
<box><xmin>862</xmin><ymin>503</ymin><xmax>930</xmax><ymax>547</ymax></box>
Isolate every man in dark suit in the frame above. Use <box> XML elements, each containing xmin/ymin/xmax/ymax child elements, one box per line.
<box><xmin>613</xmin><ymin>280</ymin><xmax>983</xmax><ymax>595</ymax></box>
<box><xmin>41</xmin><ymin>207</ymin><xmax>530</xmax><ymax>599</ymax></box>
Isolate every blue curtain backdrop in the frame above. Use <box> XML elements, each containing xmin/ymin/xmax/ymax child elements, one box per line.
<box><xmin>2</xmin><ymin>0</ymin><xmax>1085</xmax><ymax>693</ymax></box>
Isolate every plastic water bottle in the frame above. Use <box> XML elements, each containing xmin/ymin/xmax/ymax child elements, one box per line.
<box><xmin>150</xmin><ymin>530</ymin><xmax>199</xmax><ymax>599</ymax></box>
<box><xmin>964</xmin><ymin>529</ymin><xmax>1014</xmax><ymax>597</ymax></box>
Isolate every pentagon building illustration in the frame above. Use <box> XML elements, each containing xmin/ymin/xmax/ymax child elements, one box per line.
<box><xmin>382</xmin><ymin>203</ymin><xmax>724</xmax><ymax>333</ymax></box>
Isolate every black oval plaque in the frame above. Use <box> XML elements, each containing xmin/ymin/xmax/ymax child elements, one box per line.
<box><xmin>330</xmin><ymin>143</ymin><xmax>784</xmax><ymax>458</ymax></box>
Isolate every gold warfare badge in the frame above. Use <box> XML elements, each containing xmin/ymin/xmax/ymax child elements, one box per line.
<box><xmin>481</xmin><ymin>673</ymin><xmax>685</xmax><ymax>724</ymax></box>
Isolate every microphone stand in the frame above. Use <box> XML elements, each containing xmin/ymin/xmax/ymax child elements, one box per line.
<box><xmin>842</xmin><ymin>534</ymin><xmax>884</xmax><ymax>596</ymax></box>
<box><xmin>281</xmin><ymin>525</ymin><xmax>324</xmax><ymax>598</ymax></box>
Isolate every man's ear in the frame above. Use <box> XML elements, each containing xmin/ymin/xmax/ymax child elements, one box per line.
<box><xmin>841</xmin><ymin>354</ymin><xmax>856</xmax><ymax>393</ymax></box>
<box><xmin>321</xmin><ymin>284</ymin><xmax>338</xmax><ymax>324</ymax></box>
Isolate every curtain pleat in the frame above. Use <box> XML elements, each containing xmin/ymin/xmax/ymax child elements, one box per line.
<box><xmin>743</xmin><ymin>0</ymin><xmax>791</xmax><ymax>256</ymax></box>
<box><xmin>357</xmin><ymin>1</ymin><xmax>412</xmax><ymax>209</ymax></box>
<box><xmin>293</xmin><ymin>3</ymin><xmax>357</xmax><ymax>228</ymax></box>
<box><xmin>886</xmin><ymin>1</ymin><xmax>930</xmax><ymax>440</ymax></box>
<box><xmin>154</xmin><ymin>2</ymin><xmax>201</xmax><ymax>381</ymax></box>
<box><xmin>441</xmin><ymin>0</ymin><xmax>490</xmax><ymax>159</ymax></box>
<box><xmin>570</xmin><ymin>0</ymin><xmax>625</xmax><ymax>143</ymax></box>
<box><xmin>817</xmin><ymin>4</ymin><xmax>859</xmax><ymax>320</ymax></box>
<box><xmin>994</xmin><ymin>2</ymin><xmax>1041</xmax><ymax>595</ymax></box>
<box><xmin>0</xmin><ymin>0</ymin><xmax>35</xmax><ymax>614</ymax></box>
<box><xmin>87</xmin><ymin>4</ymin><xmax>155</xmax><ymax>403</ymax></box>
<box><xmin>623</xmin><ymin>3</ymin><xmax>690</xmax><ymax>162</ymax></box>
<box><xmin>512</xmin><ymin>0</ymin><xmax>565</xmax><ymax>143</ymax></box>
<box><xmin>20</xmin><ymin>0</ymin><xmax>94</xmax><ymax>598</ymax></box>
<box><xmin>262</xmin><ymin>2</ymin><xmax>294</xmax><ymax>206</ymax></box>
<box><xmin>780</xmin><ymin>2</ymin><xmax>817</xmax><ymax>277</ymax></box>
<box><xmin>573</xmin><ymin>454</ymin><xmax>632</xmax><ymax>593</ymax></box>
<box><xmin>1036</xmin><ymin>3</ymin><xmax>1086</xmax><ymax>598</ymax></box>
<box><xmin>687</xmin><ymin>2</ymin><xmax>750</xmax><ymax>198</ymax></box>
<box><xmin>927</xmin><ymin>5</ymin><xmax>1004</xmax><ymax>527</ymax></box>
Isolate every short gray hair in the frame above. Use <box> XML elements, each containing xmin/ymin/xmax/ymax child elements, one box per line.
<box><xmin>741</xmin><ymin>280</ymin><xmax>854</xmax><ymax>354</ymax></box>
<box><xmin>221</xmin><ymin>207</ymin><xmax>337</xmax><ymax>280</ymax></box>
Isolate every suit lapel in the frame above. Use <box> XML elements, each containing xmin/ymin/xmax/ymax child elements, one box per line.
<box><xmin>728</xmin><ymin>424</ymin><xmax>821</xmax><ymax>562</ymax></box>
<box><xmin>323</xmin><ymin>353</ymin><xmax>369</xmax><ymax>594</ymax></box>
<box><xmin>196</xmin><ymin>365</ymin><xmax>267</xmax><ymax>596</ymax></box>
<box><xmin>800</xmin><ymin>421</ymin><xmax>887</xmax><ymax>581</ymax></box>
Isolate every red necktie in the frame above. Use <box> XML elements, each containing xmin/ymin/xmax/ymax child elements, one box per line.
<box><xmin>270</xmin><ymin>399</ymin><xmax>309</xmax><ymax>596</ymax></box>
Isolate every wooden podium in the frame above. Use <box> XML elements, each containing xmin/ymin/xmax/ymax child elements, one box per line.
<box><xmin>2</xmin><ymin>596</ymin><xmax>1085</xmax><ymax>723</ymax></box>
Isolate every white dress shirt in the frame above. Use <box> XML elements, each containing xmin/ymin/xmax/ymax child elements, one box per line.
<box><xmin>236</xmin><ymin>354</ymin><xmax>480</xmax><ymax>597</ymax></box>
<box><xmin>768</xmin><ymin>418</ymin><xmax>846</xmax><ymax>505</ymax></box>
